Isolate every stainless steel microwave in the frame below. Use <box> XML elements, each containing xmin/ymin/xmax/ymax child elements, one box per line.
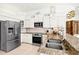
<box><xmin>34</xmin><ymin>22</ymin><xmax>43</xmax><ymax>28</ymax></box>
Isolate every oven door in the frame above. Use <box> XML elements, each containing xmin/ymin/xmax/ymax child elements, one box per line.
<box><xmin>32</xmin><ymin>36</ymin><xmax>42</xmax><ymax>44</ymax></box>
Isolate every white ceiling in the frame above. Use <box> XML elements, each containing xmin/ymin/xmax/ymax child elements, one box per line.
<box><xmin>0</xmin><ymin>3</ymin><xmax>79</xmax><ymax>20</ymax></box>
<box><xmin>0</xmin><ymin>3</ymin><xmax>52</xmax><ymax>12</ymax></box>
<box><xmin>0</xmin><ymin>3</ymin><xmax>79</xmax><ymax>13</ymax></box>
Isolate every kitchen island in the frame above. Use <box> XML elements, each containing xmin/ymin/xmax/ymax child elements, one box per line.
<box><xmin>21</xmin><ymin>28</ymin><xmax>79</xmax><ymax>55</ymax></box>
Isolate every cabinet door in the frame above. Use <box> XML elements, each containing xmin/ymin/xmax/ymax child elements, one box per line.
<box><xmin>26</xmin><ymin>34</ymin><xmax>32</xmax><ymax>44</ymax></box>
<box><xmin>42</xmin><ymin>35</ymin><xmax>47</xmax><ymax>47</ymax></box>
<box><xmin>24</xmin><ymin>20</ymin><xmax>34</xmax><ymax>28</ymax></box>
<box><xmin>21</xmin><ymin>34</ymin><xmax>26</xmax><ymax>42</ymax></box>
<box><xmin>43</xmin><ymin>17</ymin><xmax>50</xmax><ymax>28</ymax></box>
<box><xmin>78</xmin><ymin>21</ymin><xmax>79</xmax><ymax>34</ymax></box>
<box><xmin>73</xmin><ymin>21</ymin><xmax>78</xmax><ymax>34</ymax></box>
<box><xmin>24</xmin><ymin>21</ymin><xmax>29</xmax><ymax>28</ymax></box>
<box><xmin>29</xmin><ymin>20</ymin><xmax>34</xmax><ymax>28</ymax></box>
<box><xmin>21</xmin><ymin>34</ymin><xmax>32</xmax><ymax>44</ymax></box>
<box><xmin>66</xmin><ymin>21</ymin><xmax>72</xmax><ymax>34</ymax></box>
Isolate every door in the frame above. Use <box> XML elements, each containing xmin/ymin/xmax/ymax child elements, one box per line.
<box><xmin>77</xmin><ymin>21</ymin><xmax>79</xmax><ymax>34</ymax></box>
<box><xmin>66</xmin><ymin>21</ymin><xmax>72</xmax><ymax>35</ymax></box>
<box><xmin>73</xmin><ymin>21</ymin><xmax>78</xmax><ymax>35</ymax></box>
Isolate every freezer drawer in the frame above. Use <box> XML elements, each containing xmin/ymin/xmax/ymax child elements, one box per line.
<box><xmin>7</xmin><ymin>40</ymin><xmax>20</xmax><ymax>52</ymax></box>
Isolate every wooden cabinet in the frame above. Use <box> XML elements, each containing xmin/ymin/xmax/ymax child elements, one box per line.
<box><xmin>66</xmin><ymin>20</ymin><xmax>79</xmax><ymax>35</ymax></box>
<box><xmin>66</xmin><ymin>21</ymin><xmax>72</xmax><ymax>35</ymax></box>
<box><xmin>78</xmin><ymin>22</ymin><xmax>79</xmax><ymax>34</ymax></box>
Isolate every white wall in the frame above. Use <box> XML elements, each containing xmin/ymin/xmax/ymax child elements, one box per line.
<box><xmin>0</xmin><ymin>3</ymin><xmax>79</xmax><ymax>40</ymax></box>
<box><xmin>23</xmin><ymin>4</ymin><xmax>79</xmax><ymax>39</ymax></box>
<box><xmin>0</xmin><ymin>9</ymin><xmax>26</xmax><ymax>22</ymax></box>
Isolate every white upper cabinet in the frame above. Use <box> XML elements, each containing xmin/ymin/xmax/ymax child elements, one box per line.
<box><xmin>43</xmin><ymin>16</ymin><xmax>50</xmax><ymax>28</ymax></box>
<box><xmin>24</xmin><ymin>19</ymin><xmax>34</xmax><ymax>28</ymax></box>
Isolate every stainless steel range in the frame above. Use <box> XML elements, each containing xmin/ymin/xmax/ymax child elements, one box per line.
<box><xmin>32</xmin><ymin>33</ymin><xmax>42</xmax><ymax>44</ymax></box>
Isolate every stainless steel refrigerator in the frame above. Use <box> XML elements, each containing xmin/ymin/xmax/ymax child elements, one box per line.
<box><xmin>0</xmin><ymin>20</ymin><xmax>21</xmax><ymax>52</ymax></box>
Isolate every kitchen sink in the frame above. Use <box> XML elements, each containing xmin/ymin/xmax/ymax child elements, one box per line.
<box><xmin>46</xmin><ymin>39</ymin><xmax>63</xmax><ymax>50</ymax></box>
<box><xmin>47</xmin><ymin>39</ymin><xmax>62</xmax><ymax>43</ymax></box>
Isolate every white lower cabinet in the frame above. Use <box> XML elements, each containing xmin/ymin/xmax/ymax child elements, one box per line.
<box><xmin>42</xmin><ymin>35</ymin><xmax>47</xmax><ymax>47</ymax></box>
<box><xmin>21</xmin><ymin>34</ymin><xmax>32</xmax><ymax>44</ymax></box>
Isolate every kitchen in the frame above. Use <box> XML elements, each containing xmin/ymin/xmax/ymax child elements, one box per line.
<box><xmin>0</xmin><ymin>3</ymin><xmax>79</xmax><ymax>55</ymax></box>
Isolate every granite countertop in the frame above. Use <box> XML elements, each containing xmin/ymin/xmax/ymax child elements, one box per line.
<box><xmin>38</xmin><ymin>47</ymin><xmax>67</xmax><ymax>55</ymax></box>
<box><xmin>39</xmin><ymin>34</ymin><xmax>79</xmax><ymax>55</ymax></box>
<box><xmin>21</xmin><ymin>28</ymin><xmax>79</xmax><ymax>55</ymax></box>
<box><xmin>66</xmin><ymin>34</ymin><xmax>79</xmax><ymax>52</ymax></box>
<box><xmin>63</xmin><ymin>39</ymin><xmax>79</xmax><ymax>55</ymax></box>
<box><xmin>38</xmin><ymin>34</ymin><xmax>67</xmax><ymax>55</ymax></box>
<box><xmin>38</xmin><ymin>39</ymin><xmax>79</xmax><ymax>55</ymax></box>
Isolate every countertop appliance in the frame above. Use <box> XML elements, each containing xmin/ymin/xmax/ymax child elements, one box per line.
<box><xmin>0</xmin><ymin>20</ymin><xmax>21</xmax><ymax>52</ymax></box>
<box><xmin>32</xmin><ymin>33</ymin><xmax>42</xmax><ymax>44</ymax></box>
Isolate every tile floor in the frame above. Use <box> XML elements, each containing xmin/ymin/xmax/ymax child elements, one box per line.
<box><xmin>0</xmin><ymin>43</ymin><xmax>40</xmax><ymax>55</ymax></box>
<box><xmin>0</xmin><ymin>43</ymin><xmax>68</xmax><ymax>55</ymax></box>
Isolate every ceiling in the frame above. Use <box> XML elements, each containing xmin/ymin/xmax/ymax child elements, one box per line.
<box><xmin>0</xmin><ymin>3</ymin><xmax>79</xmax><ymax>20</ymax></box>
<box><xmin>0</xmin><ymin>3</ymin><xmax>79</xmax><ymax>13</ymax></box>
<box><xmin>0</xmin><ymin>3</ymin><xmax>52</xmax><ymax>13</ymax></box>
